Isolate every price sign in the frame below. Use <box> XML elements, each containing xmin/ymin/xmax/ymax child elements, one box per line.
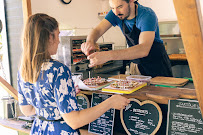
<box><xmin>120</xmin><ymin>98</ymin><xmax>162</xmax><ymax>135</ymax></box>
<box><xmin>76</xmin><ymin>93</ymin><xmax>90</xmax><ymax>110</ymax></box>
<box><xmin>88</xmin><ymin>93</ymin><xmax>115</xmax><ymax>135</ymax></box>
<box><xmin>167</xmin><ymin>99</ymin><xmax>203</xmax><ymax>135</ymax></box>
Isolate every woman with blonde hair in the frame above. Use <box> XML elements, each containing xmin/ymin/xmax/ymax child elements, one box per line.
<box><xmin>17</xmin><ymin>13</ymin><xmax>130</xmax><ymax>135</ymax></box>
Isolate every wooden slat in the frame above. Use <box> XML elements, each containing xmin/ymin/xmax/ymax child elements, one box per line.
<box><xmin>173</xmin><ymin>0</ymin><xmax>203</xmax><ymax>115</ymax></box>
<box><xmin>22</xmin><ymin>0</ymin><xmax>32</xmax><ymax>24</ymax></box>
<box><xmin>0</xmin><ymin>76</ymin><xmax>18</xmax><ymax>101</ymax></box>
<box><xmin>168</xmin><ymin>54</ymin><xmax>187</xmax><ymax>61</ymax></box>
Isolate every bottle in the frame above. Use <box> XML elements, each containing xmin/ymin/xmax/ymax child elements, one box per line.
<box><xmin>125</xmin><ymin>65</ymin><xmax>130</xmax><ymax>75</ymax></box>
<box><xmin>164</xmin><ymin>42</ymin><xmax>167</xmax><ymax>52</ymax></box>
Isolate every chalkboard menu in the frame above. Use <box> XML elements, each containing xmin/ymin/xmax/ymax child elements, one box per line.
<box><xmin>76</xmin><ymin>94</ymin><xmax>90</xmax><ymax>110</ymax></box>
<box><xmin>167</xmin><ymin>99</ymin><xmax>203</xmax><ymax>135</ymax></box>
<box><xmin>88</xmin><ymin>93</ymin><xmax>115</xmax><ymax>135</ymax></box>
<box><xmin>120</xmin><ymin>98</ymin><xmax>162</xmax><ymax>135</ymax></box>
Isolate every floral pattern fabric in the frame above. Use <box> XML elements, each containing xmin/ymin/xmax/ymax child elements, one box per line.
<box><xmin>17</xmin><ymin>59</ymin><xmax>80</xmax><ymax>135</ymax></box>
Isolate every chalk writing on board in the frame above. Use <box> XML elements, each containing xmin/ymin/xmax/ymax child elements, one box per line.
<box><xmin>76</xmin><ymin>94</ymin><xmax>90</xmax><ymax>110</ymax></box>
<box><xmin>167</xmin><ymin>99</ymin><xmax>203</xmax><ymax>135</ymax></box>
<box><xmin>88</xmin><ymin>93</ymin><xmax>115</xmax><ymax>135</ymax></box>
<box><xmin>121</xmin><ymin>99</ymin><xmax>162</xmax><ymax>135</ymax></box>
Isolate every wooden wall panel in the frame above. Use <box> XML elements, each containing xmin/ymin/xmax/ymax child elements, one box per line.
<box><xmin>4</xmin><ymin>0</ymin><xmax>24</xmax><ymax>89</ymax></box>
<box><xmin>22</xmin><ymin>0</ymin><xmax>32</xmax><ymax>24</ymax></box>
<box><xmin>173</xmin><ymin>0</ymin><xmax>203</xmax><ymax>115</ymax></box>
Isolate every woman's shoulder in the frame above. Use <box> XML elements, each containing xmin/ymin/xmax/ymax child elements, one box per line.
<box><xmin>41</xmin><ymin>59</ymin><xmax>70</xmax><ymax>72</ymax></box>
<box><xmin>51</xmin><ymin>59</ymin><xmax>67</xmax><ymax>67</ymax></box>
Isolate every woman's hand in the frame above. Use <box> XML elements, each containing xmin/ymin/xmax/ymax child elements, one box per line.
<box><xmin>109</xmin><ymin>94</ymin><xmax>130</xmax><ymax>110</ymax></box>
<box><xmin>75</xmin><ymin>85</ymin><xmax>81</xmax><ymax>95</ymax></box>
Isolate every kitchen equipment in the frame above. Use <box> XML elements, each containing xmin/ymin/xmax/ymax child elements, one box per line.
<box><xmin>55</xmin><ymin>35</ymin><xmax>87</xmax><ymax>72</ymax></box>
<box><xmin>55</xmin><ymin>35</ymin><xmax>114</xmax><ymax>73</ymax></box>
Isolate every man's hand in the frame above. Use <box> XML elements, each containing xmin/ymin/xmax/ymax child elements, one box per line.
<box><xmin>81</xmin><ymin>41</ymin><xmax>97</xmax><ymax>56</ymax></box>
<box><xmin>87</xmin><ymin>51</ymin><xmax>110</xmax><ymax>67</ymax></box>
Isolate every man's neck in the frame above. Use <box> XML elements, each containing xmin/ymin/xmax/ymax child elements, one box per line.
<box><xmin>127</xmin><ymin>4</ymin><xmax>137</xmax><ymax>20</ymax></box>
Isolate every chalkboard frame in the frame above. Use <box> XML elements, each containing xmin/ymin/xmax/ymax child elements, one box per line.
<box><xmin>120</xmin><ymin>98</ymin><xmax>163</xmax><ymax>135</ymax></box>
<box><xmin>76</xmin><ymin>93</ymin><xmax>90</xmax><ymax>110</ymax></box>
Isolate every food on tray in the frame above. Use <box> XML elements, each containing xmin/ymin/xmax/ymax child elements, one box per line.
<box><xmin>110</xmin><ymin>80</ymin><xmax>139</xmax><ymax>89</ymax></box>
<box><xmin>83</xmin><ymin>76</ymin><xmax>107</xmax><ymax>86</ymax></box>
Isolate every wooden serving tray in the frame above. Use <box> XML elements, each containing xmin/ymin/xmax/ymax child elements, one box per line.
<box><xmin>102</xmin><ymin>82</ymin><xmax>147</xmax><ymax>94</ymax></box>
<box><xmin>85</xmin><ymin>81</ymin><xmax>113</xmax><ymax>90</ymax></box>
<box><xmin>150</xmin><ymin>76</ymin><xmax>189</xmax><ymax>86</ymax></box>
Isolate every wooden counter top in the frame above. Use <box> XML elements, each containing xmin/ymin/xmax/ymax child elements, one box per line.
<box><xmin>0</xmin><ymin>118</ymin><xmax>30</xmax><ymax>134</ymax></box>
<box><xmin>0</xmin><ymin>118</ymin><xmax>126</xmax><ymax>135</ymax></box>
<box><xmin>80</xmin><ymin>85</ymin><xmax>196</xmax><ymax>104</ymax></box>
<box><xmin>168</xmin><ymin>54</ymin><xmax>187</xmax><ymax>61</ymax></box>
<box><xmin>0</xmin><ymin>118</ymin><xmax>99</xmax><ymax>135</ymax></box>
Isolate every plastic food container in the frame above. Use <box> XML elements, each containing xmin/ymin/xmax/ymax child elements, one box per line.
<box><xmin>126</xmin><ymin>75</ymin><xmax>152</xmax><ymax>85</ymax></box>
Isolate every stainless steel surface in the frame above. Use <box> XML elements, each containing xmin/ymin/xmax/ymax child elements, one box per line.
<box><xmin>55</xmin><ymin>35</ymin><xmax>87</xmax><ymax>71</ymax></box>
<box><xmin>159</xmin><ymin>21</ymin><xmax>180</xmax><ymax>35</ymax></box>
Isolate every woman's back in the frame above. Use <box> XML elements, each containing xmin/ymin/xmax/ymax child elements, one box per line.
<box><xmin>18</xmin><ymin>59</ymin><xmax>80</xmax><ymax>135</ymax></box>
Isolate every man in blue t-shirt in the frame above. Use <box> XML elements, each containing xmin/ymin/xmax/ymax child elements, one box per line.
<box><xmin>81</xmin><ymin>0</ymin><xmax>172</xmax><ymax>77</ymax></box>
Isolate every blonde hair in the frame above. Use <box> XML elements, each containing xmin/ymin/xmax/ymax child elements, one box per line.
<box><xmin>20</xmin><ymin>13</ymin><xmax>58</xmax><ymax>83</ymax></box>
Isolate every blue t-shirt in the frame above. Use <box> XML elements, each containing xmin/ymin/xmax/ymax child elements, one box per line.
<box><xmin>105</xmin><ymin>3</ymin><xmax>163</xmax><ymax>43</ymax></box>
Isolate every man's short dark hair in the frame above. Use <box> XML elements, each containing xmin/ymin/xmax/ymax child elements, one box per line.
<box><xmin>123</xmin><ymin>0</ymin><xmax>130</xmax><ymax>3</ymax></box>
<box><xmin>122</xmin><ymin>0</ymin><xmax>138</xmax><ymax>3</ymax></box>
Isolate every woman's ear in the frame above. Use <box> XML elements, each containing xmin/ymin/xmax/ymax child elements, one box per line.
<box><xmin>49</xmin><ymin>34</ymin><xmax>54</xmax><ymax>45</ymax></box>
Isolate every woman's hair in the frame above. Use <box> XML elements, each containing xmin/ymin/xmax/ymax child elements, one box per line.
<box><xmin>20</xmin><ymin>13</ymin><xmax>58</xmax><ymax>83</ymax></box>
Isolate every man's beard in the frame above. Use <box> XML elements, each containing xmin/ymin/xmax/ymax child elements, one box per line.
<box><xmin>117</xmin><ymin>4</ymin><xmax>131</xmax><ymax>20</ymax></box>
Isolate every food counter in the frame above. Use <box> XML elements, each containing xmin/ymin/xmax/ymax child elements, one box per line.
<box><xmin>80</xmin><ymin>85</ymin><xmax>196</xmax><ymax>105</ymax></box>
<box><xmin>77</xmin><ymin>75</ymin><xmax>197</xmax><ymax>135</ymax></box>
<box><xmin>0</xmin><ymin>64</ymin><xmax>198</xmax><ymax>135</ymax></box>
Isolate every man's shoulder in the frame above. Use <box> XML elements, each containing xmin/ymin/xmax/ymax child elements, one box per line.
<box><xmin>138</xmin><ymin>3</ymin><xmax>156</xmax><ymax>17</ymax></box>
<box><xmin>105</xmin><ymin>10</ymin><xmax>121</xmax><ymax>26</ymax></box>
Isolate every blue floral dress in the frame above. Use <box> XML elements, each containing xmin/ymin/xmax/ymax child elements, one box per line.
<box><xmin>17</xmin><ymin>59</ymin><xmax>80</xmax><ymax>135</ymax></box>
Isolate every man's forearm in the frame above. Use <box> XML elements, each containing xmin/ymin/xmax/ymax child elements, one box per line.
<box><xmin>110</xmin><ymin>44</ymin><xmax>149</xmax><ymax>61</ymax></box>
<box><xmin>86</xmin><ymin>28</ymin><xmax>101</xmax><ymax>43</ymax></box>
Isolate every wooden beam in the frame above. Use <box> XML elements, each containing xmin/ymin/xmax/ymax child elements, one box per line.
<box><xmin>173</xmin><ymin>0</ymin><xmax>203</xmax><ymax>115</ymax></box>
<box><xmin>22</xmin><ymin>0</ymin><xmax>32</xmax><ymax>24</ymax></box>
<box><xmin>0</xmin><ymin>76</ymin><xmax>18</xmax><ymax>101</ymax></box>
<box><xmin>196</xmin><ymin>0</ymin><xmax>203</xmax><ymax>38</ymax></box>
